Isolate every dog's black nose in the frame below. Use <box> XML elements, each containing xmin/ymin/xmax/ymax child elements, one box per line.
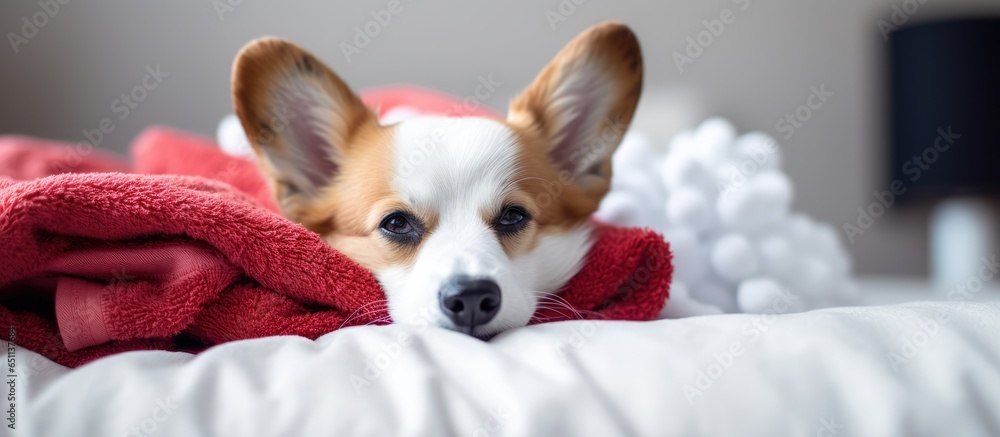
<box><xmin>439</xmin><ymin>277</ymin><xmax>501</xmax><ymax>330</ymax></box>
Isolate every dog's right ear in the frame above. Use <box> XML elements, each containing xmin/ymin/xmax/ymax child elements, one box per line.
<box><xmin>232</xmin><ymin>37</ymin><xmax>377</xmax><ymax>222</ymax></box>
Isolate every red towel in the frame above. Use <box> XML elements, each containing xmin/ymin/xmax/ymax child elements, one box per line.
<box><xmin>0</xmin><ymin>89</ymin><xmax>671</xmax><ymax>368</ymax></box>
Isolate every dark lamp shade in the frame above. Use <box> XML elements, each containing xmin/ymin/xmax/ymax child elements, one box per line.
<box><xmin>889</xmin><ymin>18</ymin><xmax>1000</xmax><ymax>202</ymax></box>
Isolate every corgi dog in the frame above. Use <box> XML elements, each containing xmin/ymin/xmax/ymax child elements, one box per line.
<box><xmin>232</xmin><ymin>21</ymin><xmax>642</xmax><ymax>338</ymax></box>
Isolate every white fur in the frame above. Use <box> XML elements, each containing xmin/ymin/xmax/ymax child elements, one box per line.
<box><xmin>378</xmin><ymin>117</ymin><xmax>593</xmax><ymax>337</ymax></box>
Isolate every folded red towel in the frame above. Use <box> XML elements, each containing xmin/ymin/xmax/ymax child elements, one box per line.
<box><xmin>0</xmin><ymin>135</ymin><xmax>130</xmax><ymax>180</ymax></box>
<box><xmin>0</xmin><ymin>89</ymin><xmax>671</xmax><ymax>368</ymax></box>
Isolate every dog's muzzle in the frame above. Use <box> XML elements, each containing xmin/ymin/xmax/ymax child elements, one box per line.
<box><xmin>439</xmin><ymin>276</ymin><xmax>501</xmax><ymax>332</ymax></box>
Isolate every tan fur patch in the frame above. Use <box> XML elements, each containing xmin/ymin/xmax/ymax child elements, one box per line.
<box><xmin>232</xmin><ymin>37</ymin><xmax>429</xmax><ymax>273</ymax></box>
<box><xmin>309</xmin><ymin>124</ymin><xmax>442</xmax><ymax>273</ymax></box>
<box><xmin>505</xmin><ymin>21</ymin><xmax>643</xmax><ymax>233</ymax></box>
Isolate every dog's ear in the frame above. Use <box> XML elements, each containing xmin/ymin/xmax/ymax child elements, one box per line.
<box><xmin>507</xmin><ymin>21</ymin><xmax>642</xmax><ymax>198</ymax></box>
<box><xmin>232</xmin><ymin>37</ymin><xmax>378</xmax><ymax>221</ymax></box>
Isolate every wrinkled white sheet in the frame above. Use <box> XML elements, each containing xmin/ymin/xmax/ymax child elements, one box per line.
<box><xmin>15</xmin><ymin>302</ymin><xmax>1000</xmax><ymax>436</ymax></box>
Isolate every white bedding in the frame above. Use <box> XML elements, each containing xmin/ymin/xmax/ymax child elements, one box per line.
<box><xmin>15</xmin><ymin>301</ymin><xmax>1000</xmax><ymax>436</ymax></box>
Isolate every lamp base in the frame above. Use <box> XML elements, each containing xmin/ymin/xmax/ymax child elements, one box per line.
<box><xmin>930</xmin><ymin>197</ymin><xmax>999</xmax><ymax>293</ymax></box>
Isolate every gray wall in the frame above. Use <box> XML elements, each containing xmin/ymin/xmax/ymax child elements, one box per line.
<box><xmin>2</xmin><ymin>1</ymin><xmax>999</xmax><ymax>276</ymax></box>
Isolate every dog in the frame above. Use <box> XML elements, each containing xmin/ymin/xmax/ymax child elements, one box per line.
<box><xmin>231</xmin><ymin>21</ymin><xmax>642</xmax><ymax>338</ymax></box>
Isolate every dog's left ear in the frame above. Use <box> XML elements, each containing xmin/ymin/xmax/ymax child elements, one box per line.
<box><xmin>231</xmin><ymin>37</ymin><xmax>378</xmax><ymax>224</ymax></box>
<box><xmin>507</xmin><ymin>21</ymin><xmax>643</xmax><ymax>198</ymax></box>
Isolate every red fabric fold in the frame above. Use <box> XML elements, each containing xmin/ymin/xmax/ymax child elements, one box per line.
<box><xmin>0</xmin><ymin>87</ymin><xmax>671</xmax><ymax>368</ymax></box>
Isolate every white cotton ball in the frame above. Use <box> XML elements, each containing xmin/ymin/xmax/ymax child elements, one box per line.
<box><xmin>753</xmin><ymin>171</ymin><xmax>794</xmax><ymax>213</ymax></box>
<box><xmin>595</xmin><ymin>191</ymin><xmax>647</xmax><ymax>226</ymax></box>
<box><xmin>691</xmin><ymin>279</ymin><xmax>739</xmax><ymax>313</ymax></box>
<box><xmin>668</xmin><ymin>130</ymin><xmax>698</xmax><ymax>155</ymax></box>
<box><xmin>659</xmin><ymin>299</ymin><xmax>726</xmax><ymax>318</ymax></box>
<box><xmin>666</xmin><ymin>188</ymin><xmax>712</xmax><ymax>230</ymax></box>
<box><xmin>786</xmin><ymin>214</ymin><xmax>817</xmax><ymax>249</ymax></box>
<box><xmin>646</xmin><ymin>209</ymin><xmax>671</xmax><ymax>234</ymax></box>
<box><xmin>715</xmin><ymin>188</ymin><xmax>760</xmax><ymax>232</ymax></box>
<box><xmin>653</xmin><ymin>117</ymin><xmax>858</xmax><ymax>314</ymax></box>
<box><xmin>614</xmin><ymin>132</ymin><xmax>656</xmax><ymax>171</ymax></box>
<box><xmin>659</xmin><ymin>281</ymin><xmax>726</xmax><ymax>318</ymax></box>
<box><xmin>216</xmin><ymin>114</ymin><xmax>254</xmax><ymax>157</ymax></box>
<box><xmin>733</xmin><ymin>132</ymin><xmax>782</xmax><ymax>171</ymax></box>
<box><xmin>613</xmin><ymin>170</ymin><xmax>665</xmax><ymax>203</ymax></box>
<box><xmin>660</xmin><ymin>154</ymin><xmax>715</xmax><ymax>193</ymax></box>
<box><xmin>697</xmin><ymin>117</ymin><xmax>737</xmax><ymax>142</ymax></box>
<box><xmin>809</xmin><ymin>223</ymin><xmax>852</xmax><ymax>276</ymax></box>
<box><xmin>737</xmin><ymin>278</ymin><xmax>788</xmax><ymax>313</ymax></box>
<box><xmin>826</xmin><ymin>248</ymin><xmax>852</xmax><ymax>277</ymax></box>
<box><xmin>812</xmin><ymin>223</ymin><xmax>843</xmax><ymax>258</ymax></box>
<box><xmin>789</xmin><ymin>256</ymin><xmax>836</xmax><ymax>301</ymax></box>
<box><xmin>717</xmin><ymin>170</ymin><xmax>793</xmax><ymax>232</ymax></box>
<box><xmin>710</xmin><ymin>234</ymin><xmax>759</xmax><ymax>283</ymax></box>
<box><xmin>757</xmin><ymin>234</ymin><xmax>795</xmax><ymax>277</ymax></box>
<box><xmin>663</xmin><ymin>228</ymin><xmax>709</xmax><ymax>283</ymax></box>
<box><xmin>717</xmin><ymin>185</ymin><xmax>755</xmax><ymax>231</ymax></box>
<box><xmin>691</xmin><ymin>117</ymin><xmax>736</xmax><ymax>167</ymax></box>
<box><xmin>719</xmin><ymin>172</ymin><xmax>792</xmax><ymax>231</ymax></box>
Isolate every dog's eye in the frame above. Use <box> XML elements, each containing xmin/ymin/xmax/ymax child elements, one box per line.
<box><xmin>498</xmin><ymin>208</ymin><xmax>525</xmax><ymax>226</ymax></box>
<box><xmin>379</xmin><ymin>212</ymin><xmax>423</xmax><ymax>245</ymax></box>
<box><xmin>381</xmin><ymin>215</ymin><xmax>412</xmax><ymax>234</ymax></box>
<box><xmin>494</xmin><ymin>206</ymin><xmax>530</xmax><ymax>235</ymax></box>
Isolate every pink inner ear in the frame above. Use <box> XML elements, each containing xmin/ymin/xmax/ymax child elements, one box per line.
<box><xmin>545</xmin><ymin>71</ymin><xmax>613</xmax><ymax>176</ymax></box>
<box><xmin>275</xmin><ymin>81</ymin><xmax>341</xmax><ymax>192</ymax></box>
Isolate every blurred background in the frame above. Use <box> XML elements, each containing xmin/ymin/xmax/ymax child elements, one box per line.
<box><xmin>2</xmin><ymin>0</ymin><xmax>999</xmax><ymax>278</ymax></box>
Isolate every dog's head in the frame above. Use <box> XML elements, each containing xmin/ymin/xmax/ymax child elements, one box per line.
<box><xmin>232</xmin><ymin>22</ymin><xmax>642</xmax><ymax>338</ymax></box>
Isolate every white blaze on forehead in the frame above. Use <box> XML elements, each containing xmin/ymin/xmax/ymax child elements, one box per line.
<box><xmin>384</xmin><ymin>117</ymin><xmax>528</xmax><ymax>333</ymax></box>
<box><xmin>392</xmin><ymin>117</ymin><xmax>519</xmax><ymax>215</ymax></box>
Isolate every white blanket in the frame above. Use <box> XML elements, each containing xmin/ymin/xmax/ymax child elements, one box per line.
<box><xmin>16</xmin><ymin>302</ymin><xmax>1000</xmax><ymax>436</ymax></box>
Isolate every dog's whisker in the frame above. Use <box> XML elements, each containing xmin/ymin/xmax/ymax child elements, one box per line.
<box><xmin>537</xmin><ymin>294</ymin><xmax>608</xmax><ymax>319</ymax></box>
<box><xmin>363</xmin><ymin>316</ymin><xmax>394</xmax><ymax>326</ymax></box>
<box><xmin>338</xmin><ymin>300</ymin><xmax>390</xmax><ymax>329</ymax></box>
<box><xmin>536</xmin><ymin>296</ymin><xmax>587</xmax><ymax>319</ymax></box>
<box><xmin>339</xmin><ymin>300</ymin><xmax>389</xmax><ymax>325</ymax></box>
<box><xmin>342</xmin><ymin>309</ymin><xmax>391</xmax><ymax>328</ymax></box>
<box><xmin>534</xmin><ymin>304</ymin><xmax>578</xmax><ymax>320</ymax></box>
<box><xmin>539</xmin><ymin>300</ymin><xmax>606</xmax><ymax>320</ymax></box>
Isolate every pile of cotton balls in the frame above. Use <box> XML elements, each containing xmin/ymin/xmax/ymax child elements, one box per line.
<box><xmin>596</xmin><ymin>118</ymin><xmax>859</xmax><ymax>317</ymax></box>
